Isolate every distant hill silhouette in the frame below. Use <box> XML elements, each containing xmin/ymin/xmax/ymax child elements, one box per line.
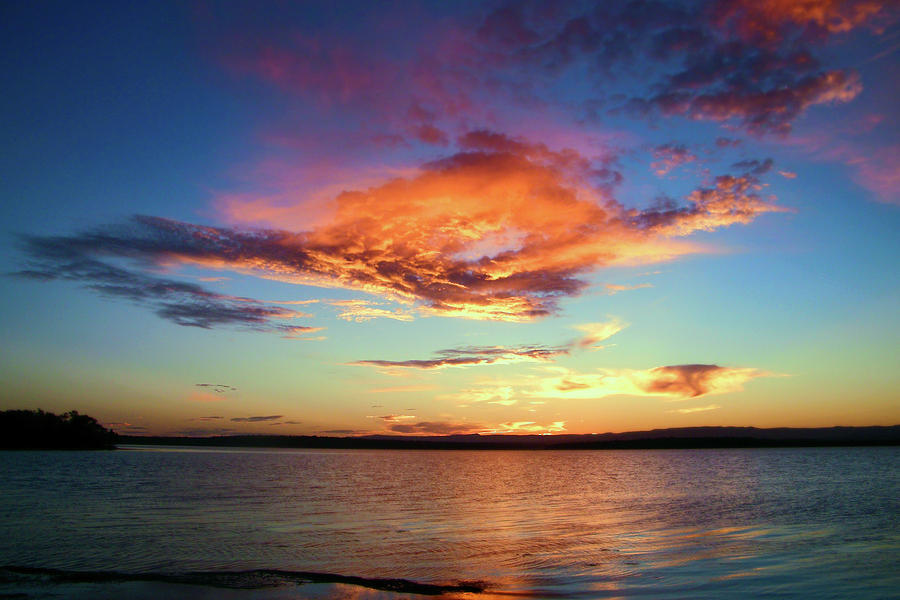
<box><xmin>0</xmin><ymin>409</ymin><xmax>118</xmax><ymax>449</ymax></box>
<box><xmin>119</xmin><ymin>425</ymin><xmax>900</xmax><ymax>450</ymax></box>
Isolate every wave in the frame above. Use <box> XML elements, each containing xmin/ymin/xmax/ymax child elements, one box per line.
<box><xmin>0</xmin><ymin>565</ymin><xmax>487</xmax><ymax>596</ymax></box>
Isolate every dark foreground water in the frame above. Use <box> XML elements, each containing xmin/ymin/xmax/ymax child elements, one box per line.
<box><xmin>0</xmin><ymin>446</ymin><xmax>898</xmax><ymax>599</ymax></box>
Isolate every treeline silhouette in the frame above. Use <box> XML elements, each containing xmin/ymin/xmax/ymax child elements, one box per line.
<box><xmin>119</xmin><ymin>425</ymin><xmax>900</xmax><ymax>450</ymax></box>
<box><xmin>0</xmin><ymin>409</ymin><xmax>117</xmax><ymax>449</ymax></box>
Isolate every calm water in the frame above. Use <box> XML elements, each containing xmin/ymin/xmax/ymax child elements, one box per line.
<box><xmin>0</xmin><ymin>446</ymin><xmax>898</xmax><ymax>599</ymax></box>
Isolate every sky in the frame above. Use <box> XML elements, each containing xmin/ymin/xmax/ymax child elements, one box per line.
<box><xmin>1</xmin><ymin>0</ymin><xmax>898</xmax><ymax>437</ymax></box>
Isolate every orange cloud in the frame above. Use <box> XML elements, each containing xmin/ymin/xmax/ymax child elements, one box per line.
<box><xmin>372</xmin><ymin>415</ymin><xmax>416</xmax><ymax>424</ymax></box>
<box><xmin>217</xmin><ymin>142</ymin><xmax>780</xmax><ymax>320</ymax></box>
<box><xmin>484</xmin><ymin>421</ymin><xmax>567</xmax><ymax>434</ymax></box>
<box><xmin>531</xmin><ymin>364</ymin><xmax>770</xmax><ymax>399</ymax></box>
<box><xmin>21</xmin><ymin>136</ymin><xmax>785</xmax><ymax>324</ymax></box>
<box><xmin>714</xmin><ymin>0</ymin><xmax>890</xmax><ymax>41</ymax></box>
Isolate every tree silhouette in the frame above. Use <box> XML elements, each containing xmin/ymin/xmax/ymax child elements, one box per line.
<box><xmin>0</xmin><ymin>409</ymin><xmax>118</xmax><ymax>449</ymax></box>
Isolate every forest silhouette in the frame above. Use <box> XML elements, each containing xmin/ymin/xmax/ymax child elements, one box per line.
<box><xmin>0</xmin><ymin>409</ymin><xmax>117</xmax><ymax>449</ymax></box>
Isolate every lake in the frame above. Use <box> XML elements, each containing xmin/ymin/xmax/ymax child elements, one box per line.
<box><xmin>1</xmin><ymin>446</ymin><xmax>898</xmax><ymax>599</ymax></box>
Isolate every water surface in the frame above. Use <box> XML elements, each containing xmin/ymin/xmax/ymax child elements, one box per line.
<box><xmin>1</xmin><ymin>446</ymin><xmax>897</xmax><ymax>598</ymax></box>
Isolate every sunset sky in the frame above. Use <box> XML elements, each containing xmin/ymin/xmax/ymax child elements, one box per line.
<box><xmin>1</xmin><ymin>0</ymin><xmax>898</xmax><ymax>436</ymax></box>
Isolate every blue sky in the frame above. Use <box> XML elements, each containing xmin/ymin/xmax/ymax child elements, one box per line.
<box><xmin>1</xmin><ymin>0</ymin><xmax>898</xmax><ymax>436</ymax></box>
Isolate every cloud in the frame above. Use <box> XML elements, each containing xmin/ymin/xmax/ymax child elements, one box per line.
<box><xmin>328</xmin><ymin>299</ymin><xmax>414</xmax><ymax>322</ymax></box>
<box><xmin>214</xmin><ymin>0</ymin><xmax>881</xmax><ymax>135</ymax></box>
<box><xmin>353</xmin><ymin>317</ymin><xmax>626</xmax><ymax>371</ymax></box>
<box><xmin>669</xmin><ymin>404</ymin><xmax>721</xmax><ymax>414</ymax></box>
<box><xmin>446</xmin><ymin>385</ymin><xmax>517</xmax><ymax>407</ymax></box>
<box><xmin>17</xmin><ymin>136</ymin><xmax>784</xmax><ymax>323</ymax></box>
<box><xmin>319</xmin><ymin>429</ymin><xmax>371</xmax><ymax>435</ymax></box>
<box><xmin>14</xmin><ymin>232</ymin><xmax>314</xmax><ymax>332</ymax></box>
<box><xmin>373</xmin><ymin>415</ymin><xmax>416</xmax><ymax>424</ymax></box>
<box><xmin>476</xmin><ymin>1</ymin><xmax>880</xmax><ymax>134</ymax></box>
<box><xmin>572</xmin><ymin>318</ymin><xmax>627</xmax><ymax>350</ymax></box>
<box><xmin>195</xmin><ymin>383</ymin><xmax>237</xmax><ymax>393</ymax></box>
<box><xmin>351</xmin><ymin>343</ymin><xmax>570</xmax><ymax>371</ymax></box>
<box><xmin>651</xmin><ymin>143</ymin><xmax>697</xmax><ymax>175</ymax></box>
<box><xmin>388</xmin><ymin>421</ymin><xmax>485</xmax><ymax>435</ymax></box>
<box><xmin>484</xmin><ymin>421</ymin><xmax>567</xmax><ymax>434</ymax></box>
<box><xmin>281</xmin><ymin>325</ymin><xmax>326</xmax><ymax>340</ymax></box>
<box><xmin>716</xmin><ymin>137</ymin><xmax>743</xmax><ymax>148</ymax></box>
<box><xmin>711</xmin><ymin>0</ymin><xmax>891</xmax><ymax>40</ymax></box>
<box><xmin>733</xmin><ymin>158</ymin><xmax>774</xmax><ymax>176</ymax></box>
<box><xmin>604</xmin><ymin>283</ymin><xmax>653</xmax><ymax>295</ymax></box>
<box><xmin>191</xmin><ymin>416</ymin><xmax>223</xmax><ymax>422</ymax></box>
<box><xmin>531</xmin><ymin>364</ymin><xmax>770</xmax><ymax>399</ymax></box>
<box><xmin>230</xmin><ymin>415</ymin><xmax>283</xmax><ymax>422</ymax></box>
<box><xmin>632</xmin><ymin>173</ymin><xmax>787</xmax><ymax>236</ymax></box>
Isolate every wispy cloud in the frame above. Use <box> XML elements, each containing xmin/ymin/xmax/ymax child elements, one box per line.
<box><xmin>351</xmin><ymin>343</ymin><xmax>570</xmax><ymax>371</ymax></box>
<box><xmin>446</xmin><ymin>385</ymin><xmax>517</xmax><ymax>407</ymax></box>
<box><xmin>230</xmin><ymin>415</ymin><xmax>283</xmax><ymax>422</ymax></box>
<box><xmin>354</xmin><ymin>317</ymin><xmax>627</xmax><ymax>371</ymax></box>
<box><xmin>669</xmin><ymin>404</ymin><xmax>721</xmax><ymax>414</ymax></box>
<box><xmin>281</xmin><ymin>325</ymin><xmax>326</xmax><ymax>340</ymax></box>
<box><xmin>372</xmin><ymin>414</ymin><xmax>416</xmax><ymax>424</ymax></box>
<box><xmin>604</xmin><ymin>283</ymin><xmax>653</xmax><ymax>295</ymax></box>
<box><xmin>14</xmin><ymin>231</ymin><xmax>314</xmax><ymax>333</ymax></box>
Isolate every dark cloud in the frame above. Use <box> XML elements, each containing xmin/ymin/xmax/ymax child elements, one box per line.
<box><xmin>733</xmin><ymin>158</ymin><xmax>774</xmax><ymax>176</ymax></box>
<box><xmin>195</xmin><ymin>384</ymin><xmax>237</xmax><ymax>393</ymax></box>
<box><xmin>230</xmin><ymin>415</ymin><xmax>283</xmax><ymax>422</ymax></box>
<box><xmin>14</xmin><ymin>227</ymin><xmax>312</xmax><ymax>332</ymax></box>
<box><xmin>641</xmin><ymin>364</ymin><xmax>747</xmax><ymax>397</ymax></box>
<box><xmin>191</xmin><ymin>416</ymin><xmax>224</xmax><ymax>422</ymax></box>
<box><xmin>477</xmin><ymin>0</ymin><xmax>883</xmax><ymax>133</ymax></box>
<box><xmin>319</xmin><ymin>429</ymin><xmax>370</xmax><ymax>435</ymax></box>
<box><xmin>352</xmin><ymin>344</ymin><xmax>569</xmax><ymax>370</ymax></box>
